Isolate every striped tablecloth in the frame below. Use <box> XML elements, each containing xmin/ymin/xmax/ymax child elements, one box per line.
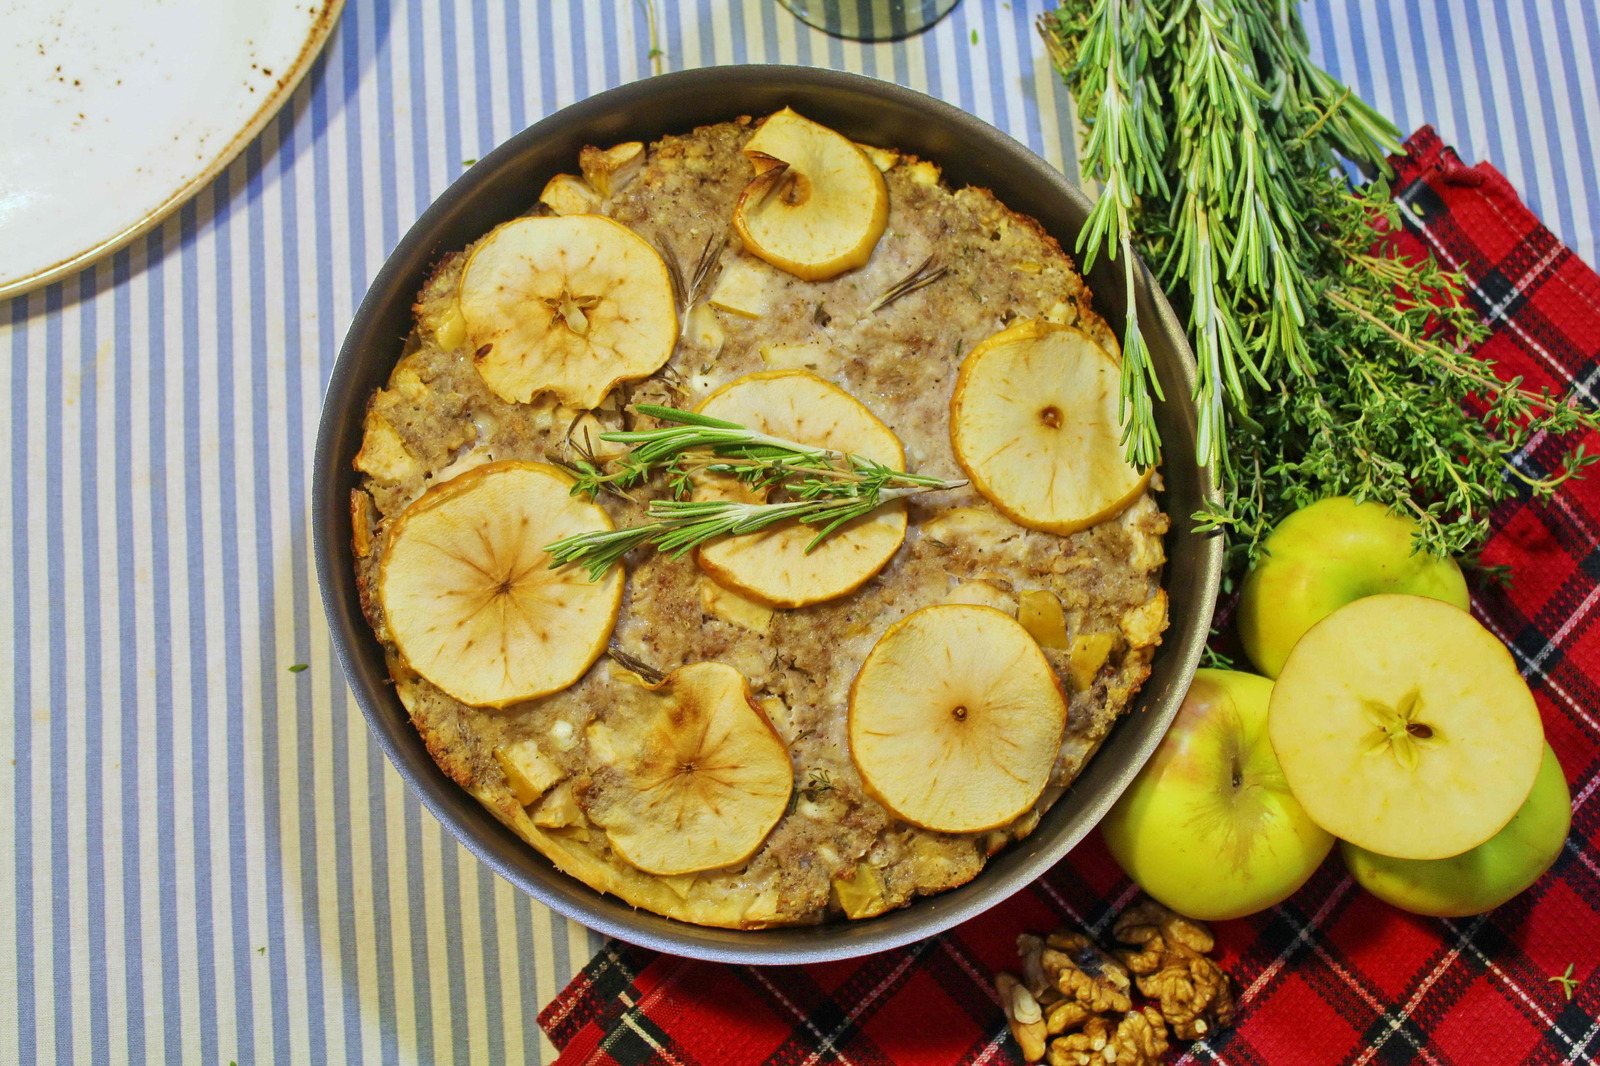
<box><xmin>3</xmin><ymin>2</ymin><xmax>1596</xmax><ymax>1063</ymax></box>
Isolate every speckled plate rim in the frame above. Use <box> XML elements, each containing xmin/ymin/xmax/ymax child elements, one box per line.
<box><xmin>315</xmin><ymin>65</ymin><xmax>1222</xmax><ymax>966</ymax></box>
<box><xmin>0</xmin><ymin>0</ymin><xmax>346</xmax><ymax>301</ymax></box>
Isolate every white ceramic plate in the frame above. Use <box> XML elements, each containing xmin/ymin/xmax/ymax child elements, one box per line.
<box><xmin>1</xmin><ymin>0</ymin><xmax>345</xmax><ymax>298</ymax></box>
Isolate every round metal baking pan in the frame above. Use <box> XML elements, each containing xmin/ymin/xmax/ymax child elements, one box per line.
<box><xmin>314</xmin><ymin>65</ymin><xmax>1221</xmax><ymax>965</ymax></box>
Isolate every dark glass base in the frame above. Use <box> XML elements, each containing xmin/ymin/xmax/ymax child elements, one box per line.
<box><xmin>776</xmin><ymin>0</ymin><xmax>962</xmax><ymax>42</ymax></box>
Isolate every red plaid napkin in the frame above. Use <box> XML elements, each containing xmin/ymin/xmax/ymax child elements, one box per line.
<box><xmin>539</xmin><ymin>127</ymin><xmax>1600</xmax><ymax>1066</ymax></box>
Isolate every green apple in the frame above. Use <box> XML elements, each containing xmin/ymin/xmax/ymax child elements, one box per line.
<box><xmin>1341</xmin><ymin>742</ymin><xmax>1570</xmax><ymax>916</ymax></box>
<box><xmin>1238</xmin><ymin>497</ymin><xmax>1469</xmax><ymax>678</ymax></box>
<box><xmin>1102</xmin><ymin>668</ymin><xmax>1335</xmax><ymax>921</ymax></box>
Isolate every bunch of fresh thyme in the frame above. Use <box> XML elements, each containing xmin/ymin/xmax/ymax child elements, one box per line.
<box><xmin>544</xmin><ymin>405</ymin><xmax>964</xmax><ymax>580</ymax></box>
<box><xmin>1042</xmin><ymin>0</ymin><xmax>1597</xmax><ymax>581</ymax></box>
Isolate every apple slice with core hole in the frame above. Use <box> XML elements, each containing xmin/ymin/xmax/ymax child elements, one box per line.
<box><xmin>460</xmin><ymin>215</ymin><xmax>677</xmax><ymax>409</ymax></box>
<box><xmin>378</xmin><ymin>461</ymin><xmax>622</xmax><ymax>707</ymax></box>
<box><xmin>849</xmin><ymin>604</ymin><xmax>1067</xmax><ymax>833</ymax></box>
<box><xmin>583</xmin><ymin>662</ymin><xmax>793</xmax><ymax>876</ymax></box>
<box><xmin>950</xmin><ymin>319</ymin><xmax>1150</xmax><ymax>535</ymax></box>
<box><xmin>731</xmin><ymin>108</ymin><xmax>889</xmax><ymax>281</ymax></box>
<box><xmin>1268</xmin><ymin>594</ymin><xmax>1544</xmax><ymax>860</ymax></box>
<box><xmin>694</xmin><ymin>369</ymin><xmax>907</xmax><ymax>608</ymax></box>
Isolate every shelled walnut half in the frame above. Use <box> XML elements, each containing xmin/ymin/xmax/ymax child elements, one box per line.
<box><xmin>1045</xmin><ymin>1008</ymin><xmax>1169</xmax><ymax>1066</ymax></box>
<box><xmin>1113</xmin><ymin>901</ymin><xmax>1236</xmax><ymax>1041</ymax></box>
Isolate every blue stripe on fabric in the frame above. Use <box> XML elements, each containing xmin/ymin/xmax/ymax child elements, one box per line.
<box><xmin>312</xmin><ymin>18</ymin><xmax>370</xmax><ymax>1056</ymax></box>
<box><xmin>341</xmin><ymin>0</ymin><xmax>372</xmax><ymax>284</ymax></box>
<box><xmin>824</xmin><ymin>18</ymin><xmax>845</xmax><ymax>74</ymax></box>
<box><xmin>628</xmin><ymin>0</ymin><xmax>646</xmax><ymax>79</ymax></box>
<box><xmin>374</xmin><ymin>0</ymin><xmax>402</xmax><ymax>254</ymax></box>
<box><xmin>538</xmin><ymin>3</ymin><xmax>559</xmax><ymax>117</ymax></box>
<box><xmin>439</xmin><ymin>0</ymin><xmax>464</xmax><ymax>194</ymax></box>
<box><xmin>1453</xmin><ymin>3</ymin><xmax>1512</xmax><ymax>205</ymax></box>
<box><xmin>692</xmin><ymin>3</ymin><xmax>712</xmax><ymax>70</ymax></box>
<box><xmin>952</xmin><ymin>5</ymin><xmax>977</xmax><ymax>117</ymax></box>
<box><xmin>1423</xmin><ymin>1</ymin><xmax>1480</xmax><ymax>164</ymax></box>
<box><xmin>1005</xmin><ymin>3</ymin><xmax>1045</xmax><ymax>158</ymax></box>
<box><xmin>401</xmin><ymin>794</ymin><xmax>437</xmax><ymax>1062</ymax></box>
<box><xmin>504</xmin><ymin>0</ymin><xmax>528</xmax><ymax>131</ymax></box>
<box><xmin>470</xmin><ymin>0</ymin><xmax>496</xmax><ymax>150</ymax></box>
<box><xmin>152</xmin><ymin>205</ymin><xmax>182</xmax><ymax>1066</ymax></box>
<box><xmin>887</xmin><ymin>11</ymin><xmax>910</xmax><ymax>87</ymax></box>
<box><xmin>357</xmin><ymin>5</ymin><xmax>404</xmax><ymax>1064</ymax></box>
<box><xmin>181</xmin><ymin>181</ymin><xmax>221</xmax><ymax>1066</ymax></box>
<box><xmin>1545</xmin><ymin>0</ymin><xmax>1599</xmax><ymax>253</ymax></box>
<box><xmin>276</xmin><ymin>100</ymin><xmax>331</xmax><ymax>1062</ymax></box>
<box><xmin>408</xmin><ymin>0</ymin><xmax>436</xmax><ymax>220</ymax></box>
<box><xmin>728</xmin><ymin>0</ymin><xmax>749</xmax><ymax>65</ymax></box>
<box><xmin>1395</xmin><ymin>2</ymin><xmax>1446</xmax><ymax>136</ymax></box>
<box><xmin>757</xmin><ymin>0</ymin><xmax>780</xmax><ymax>71</ymax></box>
<box><xmin>1335</xmin><ymin>2</ymin><xmax>1379</xmax><ymax>115</ymax></box>
<box><xmin>11</xmin><ymin>288</ymin><xmax>37</xmax><ymax>1066</ymax></box>
<box><xmin>434</xmin><ymin>4</ymin><xmax>475</xmax><ymax>1030</ymax></box>
<box><xmin>980</xmin><ymin>1</ymin><xmax>1007</xmax><ymax>137</ymax></box>
<box><xmin>262</xmin><ymin>100</ymin><xmax>334</xmax><ymax>1055</ymax></box>
<box><xmin>794</xmin><ymin>4</ymin><xmax>814</xmax><ymax>68</ymax></box>
<box><xmin>439</xmin><ymin>839</ymin><xmax>472</xmax><ymax>1065</ymax></box>
<box><xmin>367</xmin><ymin>740</ymin><xmax>401</xmax><ymax>1066</ymax></box>
<box><xmin>368</xmin><ymin>8</ymin><xmax>406</xmax><ymax>1062</ymax></box>
<box><xmin>113</xmin><ymin>241</ymin><xmax>148</xmax><ymax>1066</ymax></box>
<box><xmin>512</xmin><ymin>894</ymin><xmax>542</xmax><ymax>1066</ymax></box>
<box><xmin>76</xmin><ymin>260</ymin><xmax>111</xmax><ymax>1066</ymax></box>
<box><xmin>915</xmin><ymin>6</ymin><xmax>940</xmax><ymax>101</ymax></box>
<box><xmin>473</xmin><ymin>865</ymin><xmax>507</xmax><ymax>1066</ymax></box>
<box><xmin>401</xmin><ymin>6</ymin><xmax>441</xmax><ymax>1064</ymax></box>
<box><xmin>570</xmin><ymin>0</ymin><xmax>591</xmax><ymax>99</ymax></box>
<box><xmin>43</xmin><ymin>279</ymin><xmax>75</xmax><ymax>1066</ymax></box>
<box><xmin>1521</xmin><ymin>0</ymin><xmax>1592</xmax><ymax>250</ymax></box>
<box><xmin>1398</xmin><ymin>2</ymin><xmax>1445</xmax><ymax>146</ymax></box>
<box><xmin>548</xmin><ymin>909</ymin><xmax>573</xmax><ymax>1015</ymax></box>
<box><xmin>598</xmin><ymin>0</ymin><xmax>621</xmax><ymax>89</ymax></box>
<box><xmin>1366</xmin><ymin>0</ymin><xmax>1410</xmax><ymax>133</ymax></box>
<box><xmin>1575</xmin><ymin>0</ymin><xmax>1600</xmax><ymax>258</ymax></box>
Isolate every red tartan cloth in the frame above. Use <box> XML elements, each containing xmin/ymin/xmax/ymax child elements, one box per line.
<box><xmin>538</xmin><ymin>127</ymin><xmax>1600</xmax><ymax>1066</ymax></box>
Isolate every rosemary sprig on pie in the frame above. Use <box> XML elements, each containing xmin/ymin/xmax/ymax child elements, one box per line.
<box><xmin>545</xmin><ymin>402</ymin><xmax>964</xmax><ymax>581</ymax></box>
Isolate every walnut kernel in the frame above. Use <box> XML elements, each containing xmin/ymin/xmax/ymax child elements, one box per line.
<box><xmin>1113</xmin><ymin>900</ymin><xmax>1236</xmax><ymax>1040</ymax></box>
<box><xmin>996</xmin><ymin>972</ymin><xmax>1049</xmax><ymax>1062</ymax></box>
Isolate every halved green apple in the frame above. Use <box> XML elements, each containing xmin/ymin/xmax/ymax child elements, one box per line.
<box><xmin>1268</xmin><ymin>594</ymin><xmax>1544</xmax><ymax>860</ymax></box>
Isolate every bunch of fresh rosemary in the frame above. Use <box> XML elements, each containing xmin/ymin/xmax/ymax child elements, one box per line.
<box><xmin>1042</xmin><ymin>0</ymin><xmax>1596</xmax><ymax>580</ymax></box>
<box><xmin>544</xmin><ymin>405</ymin><xmax>963</xmax><ymax>579</ymax></box>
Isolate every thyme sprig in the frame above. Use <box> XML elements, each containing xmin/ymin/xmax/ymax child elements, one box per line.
<box><xmin>545</xmin><ymin>404</ymin><xmax>965</xmax><ymax>580</ymax></box>
<box><xmin>1042</xmin><ymin>0</ymin><xmax>1599</xmax><ymax>578</ymax></box>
